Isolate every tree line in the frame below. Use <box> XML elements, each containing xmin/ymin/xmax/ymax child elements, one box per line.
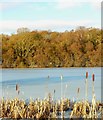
<box><xmin>1</xmin><ymin>27</ymin><xmax>102</xmax><ymax>68</ymax></box>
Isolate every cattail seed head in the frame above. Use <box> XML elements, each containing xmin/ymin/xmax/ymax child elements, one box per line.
<box><xmin>86</xmin><ymin>72</ymin><xmax>88</xmax><ymax>79</ymax></box>
<box><xmin>92</xmin><ymin>74</ymin><xmax>95</xmax><ymax>81</ymax></box>
<box><xmin>77</xmin><ymin>88</ymin><xmax>80</xmax><ymax>93</ymax></box>
<box><xmin>16</xmin><ymin>84</ymin><xmax>19</xmax><ymax>91</ymax></box>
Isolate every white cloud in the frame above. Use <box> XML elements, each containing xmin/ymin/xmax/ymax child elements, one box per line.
<box><xmin>0</xmin><ymin>0</ymin><xmax>102</xmax><ymax>10</ymax></box>
<box><xmin>0</xmin><ymin>20</ymin><xmax>100</xmax><ymax>34</ymax></box>
<box><xmin>56</xmin><ymin>0</ymin><xmax>102</xmax><ymax>9</ymax></box>
<box><xmin>0</xmin><ymin>0</ymin><xmax>102</xmax><ymax>3</ymax></box>
<box><xmin>0</xmin><ymin>0</ymin><xmax>56</xmax><ymax>2</ymax></box>
<box><xmin>57</xmin><ymin>2</ymin><xmax>81</xmax><ymax>9</ymax></box>
<box><xmin>57</xmin><ymin>0</ymin><xmax>102</xmax><ymax>3</ymax></box>
<box><xmin>88</xmin><ymin>0</ymin><xmax>102</xmax><ymax>10</ymax></box>
<box><xmin>0</xmin><ymin>2</ymin><xmax>22</xmax><ymax>11</ymax></box>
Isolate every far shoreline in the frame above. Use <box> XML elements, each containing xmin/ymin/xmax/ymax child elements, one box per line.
<box><xmin>0</xmin><ymin>66</ymin><xmax>102</xmax><ymax>70</ymax></box>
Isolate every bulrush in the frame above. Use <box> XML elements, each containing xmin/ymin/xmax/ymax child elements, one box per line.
<box><xmin>85</xmin><ymin>72</ymin><xmax>88</xmax><ymax>101</ymax></box>
<box><xmin>70</xmin><ymin>73</ymin><xmax>101</xmax><ymax>119</ymax></box>
<box><xmin>0</xmin><ymin>73</ymin><xmax>102</xmax><ymax>119</ymax></box>
<box><xmin>0</xmin><ymin>96</ymin><xmax>102</xmax><ymax>119</ymax></box>
<box><xmin>86</xmin><ymin>72</ymin><xmax>88</xmax><ymax>79</ymax></box>
<box><xmin>92</xmin><ymin>74</ymin><xmax>95</xmax><ymax>82</ymax></box>
<box><xmin>16</xmin><ymin>84</ymin><xmax>20</xmax><ymax>95</ymax></box>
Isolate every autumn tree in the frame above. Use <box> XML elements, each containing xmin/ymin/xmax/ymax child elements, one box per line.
<box><xmin>2</xmin><ymin>27</ymin><xmax>101</xmax><ymax>68</ymax></box>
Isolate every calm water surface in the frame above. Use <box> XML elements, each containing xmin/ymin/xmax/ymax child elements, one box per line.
<box><xmin>0</xmin><ymin>67</ymin><xmax>101</xmax><ymax>102</ymax></box>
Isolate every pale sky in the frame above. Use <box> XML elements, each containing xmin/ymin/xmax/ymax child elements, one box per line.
<box><xmin>0</xmin><ymin>0</ymin><xmax>102</xmax><ymax>34</ymax></box>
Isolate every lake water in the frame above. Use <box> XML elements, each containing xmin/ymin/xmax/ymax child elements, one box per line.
<box><xmin>0</xmin><ymin>67</ymin><xmax>101</xmax><ymax>102</ymax></box>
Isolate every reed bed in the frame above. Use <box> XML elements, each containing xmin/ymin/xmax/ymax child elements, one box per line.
<box><xmin>0</xmin><ymin>97</ymin><xmax>103</xmax><ymax>119</ymax></box>
<box><xmin>0</xmin><ymin>72</ymin><xmax>103</xmax><ymax>119</ymax></box>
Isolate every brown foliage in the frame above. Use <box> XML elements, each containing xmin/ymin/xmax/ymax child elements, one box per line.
<box><xmin>1</xmin><ymin>27</ymin><xmax>102</xmax><ymax>68</ymax></box>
